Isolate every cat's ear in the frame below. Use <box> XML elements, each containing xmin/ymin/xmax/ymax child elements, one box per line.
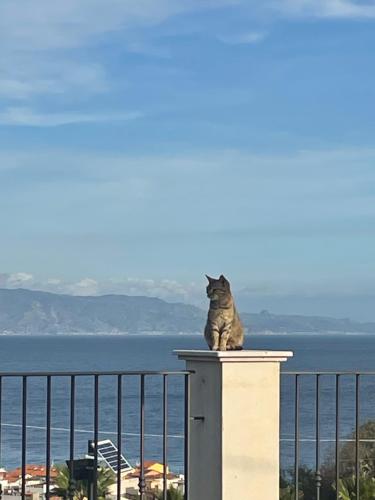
<box><xmin>219</xmin><ymin>275</ymin><xmax>230</xmax><ymax>287</ymax></box>
<box><xmin>205</xmin><ymin>274</ymin><xmax>214</xmax><ymax>283</ymax></box>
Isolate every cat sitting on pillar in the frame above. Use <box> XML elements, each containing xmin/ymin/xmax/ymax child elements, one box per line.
<box><xmin>204</xmin><ymin>274</ymin><xmax>244</xmax><ymax>351</ymax></box>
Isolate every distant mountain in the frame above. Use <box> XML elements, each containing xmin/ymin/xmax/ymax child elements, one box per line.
<box><xmin>241</xmin><ymin>310</ymin><xmax>375</xmax><ymax>334</ymax></box>
<box><xmin>0</xmin><ymin>288</ymin><xmax>205</xmax><ymax>334</ymax></box>
<box><xmin>0</xmin><ymin>288</ymin><xmax>374</xmax><ymax>334</ymax></box>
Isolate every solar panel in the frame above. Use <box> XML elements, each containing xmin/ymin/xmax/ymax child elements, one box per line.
<box><xmin>95</xmin><ymin>439</ymin><xmax>133</xmax><ymax>473</ymax></box>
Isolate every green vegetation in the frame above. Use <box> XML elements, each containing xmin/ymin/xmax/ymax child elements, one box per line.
<box><xmin>156</xmin><ymin>486</ymin><xmax>184</xmax><ymax>500</ymax></box>
<box><xmin>280</xmin><ymin>420</ymin><xmax>375</xmax><ymax>500</ymax></box>
<box><xmin>52</xmin><ymin>464</ymin><xmax>116</xmax><ymax>500</ymax></box>
<box><xmin>280</xmin><ymin>484</ymin><xmax>303</xmax><ymax>500</ymax></box>
<box><xmin>338</xmin><ymin>474</ymin><xmax>375</xmax><ymax>500</ymax></box>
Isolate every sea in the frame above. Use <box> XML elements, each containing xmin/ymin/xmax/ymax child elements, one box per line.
<box><xmin>0</xmin><ymin>333</ymin><xmax>375</xmax><ymax>474</ymax></box>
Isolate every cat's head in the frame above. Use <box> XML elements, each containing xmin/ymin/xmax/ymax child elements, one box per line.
<box><xmin>205</xmin><ymin>274</ymin><xmax>231</xmax><ymax>300</ymax></box>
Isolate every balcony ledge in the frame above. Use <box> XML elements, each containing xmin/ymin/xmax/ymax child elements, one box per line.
<box><xmin>174</xmin><ymin>349</ymin><xmax>293</xmax><ymax>363</ymax></box>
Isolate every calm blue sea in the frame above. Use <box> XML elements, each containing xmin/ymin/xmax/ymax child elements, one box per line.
<box><xmin>0</xmin><ymin>333</ymin><xmax>374</xmax><ymax>473</ymax></box>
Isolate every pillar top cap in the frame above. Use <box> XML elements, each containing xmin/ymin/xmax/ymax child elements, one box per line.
<box><xmin>174</xmin><ymin>349</ymin><xmax>293</xmax><ymax>363</ymax></box>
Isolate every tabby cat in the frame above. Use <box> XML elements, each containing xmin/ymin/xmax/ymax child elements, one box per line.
<box><xmin>204</xmin><ymin>274</ymin><xmax>244</xmax><ymax>351</ymax></box>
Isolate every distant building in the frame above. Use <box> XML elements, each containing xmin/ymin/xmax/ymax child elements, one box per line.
<box><xmin>121</xmin><ymin>461</ymin><xmax>184</xmax><ymax>498</ymax></box>
<box><xmin>0</xmin><ymin>465</ymin><xmax>58</xmax><ymax>499</ymax></box>
<box><xmin>0</xmin><ymin>460</ymin><xmax>183</xmax><ymax>500</ymax></box>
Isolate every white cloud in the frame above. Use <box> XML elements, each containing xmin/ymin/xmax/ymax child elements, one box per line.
<box><xmin>0</xmin><ymin>0</ymin><xmax>373</xmax><ymax>115</ymax></box>
<box><xmin>0</xmin><ymin>58</ymin><xmax>110</xmax><ymax>100</ymax></box>
<box><xmin>218</xmin><ymin>31</ymin><xmax>267</xmax><ymax>45</ymax></box>
<box><xmin>0</xmin><ymin>0</ymin><xmax>188</xmax><ymax>52</ymax></box>
<box><xmin>46</xmin><ymin>278</ymin><xmax>62</xmax><ymax>285</ymax></box>
<box><xmin>274</xmin><ymin>0</ymin><xmax>375</xmax><ymax>19</ymax></box>
<box><xmin>1</xmin><ymin>0</ymin><xmax>372</xmax><ymax>58</ymax></box>
<box><xmin>111</xmin><ymin>278</ymin><xmax>202</xmax><ymax>302</ymax></box>
<box><xmin>1</xmin><ymin>146</ymin><xmax>375</xmax><ymax>214</ymax></box>
<box><xmin>67</xmin><ymin>278</ymin><xmax>99</xmax><ymax>296</ymax></box>
<box><xmin>0</xmin><ymin>271</ymin><xmax>204</xmax><ymax>302</ymax></box>
<box><xmin>1</xmin><ymin>272</ymin><xmax>374</xmax><ymax>312</ymax></box>
<box><xmin>0</xmin><ymin>107</ymin><xmax>142</xmax><ymax>127</ymax></box>
<box><xmin>4</xmin><ymin>272</ymin><xmax>34</xmax><ymax>287</ymax></box>
<box><xmin>6</xmin><ymin>1</ymin><xmax>237</xmax><ymax>49</ymax></box>
<box><xmin>0</xmin><ymin>0</ymin><xmax>238</xmax><ymax>102</ymax></box>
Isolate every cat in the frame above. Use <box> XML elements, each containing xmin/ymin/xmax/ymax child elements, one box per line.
<box><xmin>204</xmin><ymin>274</ymin><xmax>244</xmax><ymax>351</ymax></box>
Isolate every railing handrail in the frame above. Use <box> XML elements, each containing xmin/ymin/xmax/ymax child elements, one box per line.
<box><xmin>0</xmin><ymin>369</ymin><xmax>192</xmax><ymax>377</ymax></box>
<box><xmin>283</xmin><ymin>370</ymin><xmax>375</xmax><ymax>375</ymax></box>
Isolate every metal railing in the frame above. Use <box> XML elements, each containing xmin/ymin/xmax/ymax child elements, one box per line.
<box><xmin>0</xmin><ymin>370</ymin><xmax>191</xmax><ymax>500</ymax></box>
<box><xmin>281</xmin><ymin>371</ymin><xmax>375</xmax><ymax>500</ymax></box>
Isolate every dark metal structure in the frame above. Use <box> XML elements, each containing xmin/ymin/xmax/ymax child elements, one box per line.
<box><xmin>282</xmin><ymin>371</ymin><xmax>373</xmax><ymax>500</ymax></box>
<box><xmin>2</xmin><ymin>367</ymin><xmax>372</xmax><ymax>500</ymax></box>
<box><xmin>0</xmin><ymin>370</ymin><xmax>191</xmax><ymax>500</ymax></box>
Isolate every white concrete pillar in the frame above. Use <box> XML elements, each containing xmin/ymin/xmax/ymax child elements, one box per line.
<box><xmin>175</xmin><ymin>350</ymin><xmax>293</xmax><ymax>500</ymax></box>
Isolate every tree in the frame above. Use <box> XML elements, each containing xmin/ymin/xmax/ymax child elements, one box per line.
<box><xmin>280</xmin><ymin>465</ymin><xmax>335</xmax><ymax>500</ymax></box>
<box><xmin>156</xmin><ymin>485</ymin><xmax>184</xmax><ymax>500</ymax></box>
<box><xmin>339</xmin><ymin>421</ymin><xmax>375</xmax><ymax>477</ymax></box>
<box><xmin>52</xmin><ymin>464</ymin><xmax>116</xmax><ymax>500</ymax></box>
<box><xmin>280</xmin><ymin>420</ymin><xmax>375</xmax><ymax>500</ymax></box>
<box><xmin>280</xmin><ymin>485</ymin><xmax>303</xmax><ymax>500</ymax></box>
<box><xmin>338</xmin><ymin>473</ymin><xmax>375</xmax><ymax>499</ymax></box>
<box><xmin>52</xmin><ymin>465</ymin><xmax>85</xmax><ymax>500</ymax></box>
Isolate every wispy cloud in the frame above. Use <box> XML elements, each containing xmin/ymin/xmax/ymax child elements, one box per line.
<box><xmin>4</xmin><ymin>272</ymin><xmax>34</xmax><ymax>287</ymax></box>
<box><xmin>0</xmin><ymin>0</ymin><xmax>197</xmax><ymax>52</ymax></box>
<box><xmin>2</xmin><ymin>0</ymin><xmax>373</xmax><ymax>61</ymax></box>
<box><xmin>218</xmin><ymin>31</ymin><xmax>267</xmax><ymax>45</ymax></box>
<box><xmin>275</xmin><ymin>0</ymin><xmax>375</xmax><ymax>19</ymax></box>
<box><xmin>0</xmin><ymin>0</ymin><xmax>238</xmax><ymax>100</ymax></box>
<box><xmin>1</xmin><ymin>272</ymin><xmax>374</xmax><ymax>322</ymax></box>
<box><xmin>1</xmin><ymin>146</ymin><xmax>375</xmax><ymax>231</ymax></box>
<box><xmin>0</xmin><ymin>107</ymin><xmax>143</xmax><ymax>127</ymax></box>
<box><xmin>0</xmin><ymin>272</ymin><xmax>203</xmax><ymax>303</ymax></box>
<box><xmin>66</xmin><ymin>278</ymin><xmax>99</xmax><ymax>296</ymax></box>
<box><xmin>0</xmin><ymin>0</ymin><xmax>249</xmax><ymax>124</ymax></box>
<box><xmin>0</xmin><ymin>60</ymin><xmax>110</xmax><ymax>100</ymax></box>
<box><xmin>1</xmin><ymin>0</ymin><xmax>374</xmax><ymax>117</ymax></box>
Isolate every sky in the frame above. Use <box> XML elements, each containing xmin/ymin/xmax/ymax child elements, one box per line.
<box><xmin>1</xmin><ymin>0</ymin><xmax>375</xmax><ymax>320</ymax></box>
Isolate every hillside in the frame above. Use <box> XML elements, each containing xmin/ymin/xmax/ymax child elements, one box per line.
<box><xmin>242</xmin><ymin>310</ymin><xmax>375</xmax><ymax>334</ymax></box>
<box><xmin>0</xmin><ymin>288</ymin><xmax>205</xmax><ymax>334</ymax></box>
<box><xmin>0</xmin><ymin>288</ymin><xmax>374</xmax><ymax>334</ymax></box>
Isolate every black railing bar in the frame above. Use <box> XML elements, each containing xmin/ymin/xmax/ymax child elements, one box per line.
<box><xmin>335</xmin><ymin>374</ymin><xmax>340</xmax><ymax>500</ymax></box>
<box><xmin>283</xmin><ymin>371</ymin><xmax>375</xmax><ymax>375</ymax></box>
<box><xmin>0</xmin><ymin>422</ymin><xmax>185</xmax><ymax>439</ymax></box>
<box><xmin>355</xmin><ymin>374</ymin><xmax>360</xmax><ymax>500</ymax></box>
<box><xmin>46</xmin><ymin>376</ymin><xmax>51</xmax><ymax>500</ymax></box>
<box><xmin>69</xmin><ymin>376</ymin><xmax>75</xmax><ymax>500</ymax></box>
<box><xmin>138</xmin><ymin>374</ymin><xmax>146</xmax><ymax>499</ymax></box>
<box><xmin>117</xmin><ymin>375</ymin><xmax>122</xmax><ymax>500</ymax></box>
<box><xmin>0</xmin><ymin>376</ymin><xmax>2</xmax><ymax>468</ymax></box>
<box><xmin>184</xmin><ymin>373</ymin><xmax>190</xmax><ymax>500</ymax></box>
<box><xmin>294</xmin><ymin>374</ymin><xmax>300</xmax><ymax>500</ymax></box>
<box><xmin>163</xmin><ymin>374</ymin><xmax>168</xmax><ymax>500</ymax></box>
<box><xmin>93</xmin><ymin>375</ymin><xmax>99</xmax><ymax>500</ymax></box>
<box><xmin>315</xmin><ymin>374</ymin><xmax>321</xmax><ymax>500</ymax></box>
<box><xmin>21</xmin><ymin>376</ymin><xmax>27</xmax><ymax>500</ymax></box>
<box><xmin>0</xmin><ymin>370</ymin><xmax>192</xmax><ymax>377</ymax></box>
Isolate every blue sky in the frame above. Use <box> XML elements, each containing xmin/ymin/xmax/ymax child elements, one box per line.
<box><xmin>1</xmin><ymin>0</ymin><xmax>375</xmax><ymax>319</ymax></box>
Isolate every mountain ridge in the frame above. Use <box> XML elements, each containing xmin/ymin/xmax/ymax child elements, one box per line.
<box><xmin>0</xmin><ymin>288</ymin><xmax>374</xmax><ymax>334</ymax></box>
